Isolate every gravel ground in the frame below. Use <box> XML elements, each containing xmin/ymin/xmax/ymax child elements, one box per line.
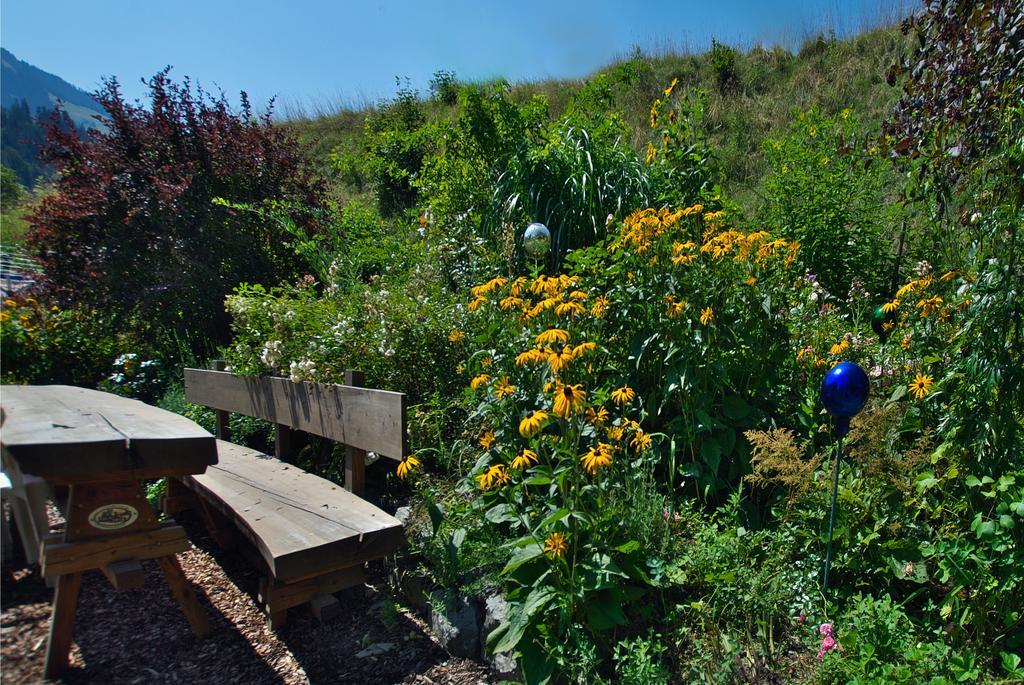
<box><xmin>1</xmin><ymin>506</ymin><xmax>497</xmax><ymax>685</ymax></box>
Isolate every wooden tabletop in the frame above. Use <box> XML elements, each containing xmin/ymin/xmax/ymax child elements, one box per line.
<box><xmin>1</xmin><ymin>385</ymin><xmax>217</xmax><ymax>482</ymax></box>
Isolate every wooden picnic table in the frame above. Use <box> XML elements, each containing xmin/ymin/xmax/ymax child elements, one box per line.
<box><xmin>0</xmin><ymin>385</ymin><xmax>218</xmax><ymax>678</ymax></box>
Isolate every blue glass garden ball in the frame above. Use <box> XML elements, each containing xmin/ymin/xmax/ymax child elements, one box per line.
<box><xmin>820</xmin><ymin>361</ymin><xmax>870</xmax><ymax>418</ymax></box>
<box><xmin>523</xmin><ymin>222</ymin><xmax>551</xmax><ymax>258</ymax></box>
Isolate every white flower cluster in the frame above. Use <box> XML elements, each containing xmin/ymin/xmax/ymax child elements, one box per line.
<box><xmin>289</xmin><ymin>359</ymin><xmax>317</xmax><ymax>383</ymax></box>
<box><xmin>260</xmin><ymin>340</ymin><xmax>283</xmax><ymax>369</ymax></box>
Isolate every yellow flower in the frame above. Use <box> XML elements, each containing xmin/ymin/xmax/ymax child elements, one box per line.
<box><xmin>481</xmin><ymin>356</ymin><xmax>493</xmax><ymax>369</ymax></box>
<box><xmin>456</xmin><ymin>364</ymin><xmax>464</xmax><ymax>375</ymax></box>
<box><xmin>477</xmin><ymin>464</ymin><xmax>511</xmax><ymax>490</ymax></box>
<box><xmin>630</xmin><ymin>431</ymin><xmax>652</xmax><ymax>452</ymax></box>
<box><xmin>519</xmin><ymin>410</ymin><xmax>549</xmax><ymax>438</ymax></box>
<box><xmin>650</xmin><ymin>99</ymin><xmax>661</xmax><ymax>128</ymax></box>
<box><xmin>570</xmin><ymin>341</ymin><xmax>596</xmax><ymax>359</ymax></box>
<box><xmin>470</xmin><ymin>374</ymin><xmax>491</xmax><ymax>390</ymax></box>
<box><xmin>700</xmin><ymin>307</ymin><xmax>715</xmax><ymax>326</ymax></box>
<box><xmin>3</xmin><ymin>299</ymin><xmax>16</xmax><ymax>307</ymax></box>
<box><xmin>745</xmin><ymin>275</ymin><xmax>757</xmax><ymax>286</ymax></box>
<box><xmin>544</xmin><ymin>531</ymin><xmax>567</xmax><ymax>559</ymax></box>
<box><xmin>607</xmin><ymin>425</ymin><xmax>625</xmax><ymax>442</ymax></box>
<box><xmin>580</xmin><ymin>443</ymin><xmax>614</xmax><ymax>475</ymax></box>
<box><xmin>510</xmin><ymin>276</ymin><xmax>528</xmax><ymax>296</ymax></box>
<box><xmin>901</xmin><ymin>335</ymin><xmax>912</xmax><ymax>350</ymax></box>
<box><xmin>511</xmin><ymin>449</ymin><xmax>539</xmax><ymax>470</ymax></box>
<box><xmin>665</xmin><ymin>295</ymin><xmax>686</xmax><ymax>318</ymax></box>
<box><xmin>396</xmin><ymin>454</ymin><xmax>421</xmax><ymax>480</ymax></box>
<box><xmin>536</xmin><ymin>328</ymin><xmax>570</xmax><ymax>347</ymax></box>
<box><xmin>882</xmin><ymin>299</ymin><xmax>900</xmax><ymax>313</ymax></box>
<box><xmin>516</xmin><ymin>347</ymin><xmax>548</xmax><ymax>366</ymax></box>
<box><xmin>0</xmin><ymin>312</ymin><xmax>8</xmax><ymax>323</ymax></box>
<box><xmin>468</xmin><ymin>296</ymin><xmax>487</xmax><ymax>311</ymax></box>
<box><xmin>448</xmin><ymin>329</ymin><xmax>466</xmax><ymax>344</ymax></box>
<box><xmin>494</xmin><ymin>376</ymin><xmax>517</xmax><ymax>399</ymax></box>
<box><xmin>908</xmin><ymin>373</ymin><xmax>934</xmax><ymax>400</ymax></box>
<box><xmin>500</xmin><ymin>295</ymin><xmax>525</xmax><ymax>310</ymax></box>
<box><xmin>611</xmin><ymin>386</ymin><xmax>635</xmax><ymax>406</ymax></box>
<box><xmin>569</xmin><ymin>290</ymin><xmax>588</xmax><ymax>301</ymax></box>
<box><xmin>591</xmin><ymin>296</ymin><xmax>609</xmax><ymax>318</ymax></box>
<box><xmin>479</xmin><ymin>430</ymin><xmax>496</xmax><ymax>450</ymax></box>
<box><xmin>548</xmin><ymin>346</ymin><xmax>576</xmax><ymax>374</ymax></box>
<box><xmin>555</xmin><ymin>301</ymin><xmax>586</xmax><ymax>319</ymax></box>
<box><xmin>552</xmin><ymin>383</ymin><xmax>586</xmax><ymax>419</ymax></box>
<box><xmin>471</xmin><ymin>277</ymin><xmax>508</xmax><ymax>297</ymax></box>
<box><xmin>916</xmin><ymin>295</ymin><xmax>943</xmax><ymax>318</ymax></box>
<box><xmin>646</xmin><ymin>143</ymin><xmax>657</xmax><ymax>163</ymax></box>
<box><xmin>664</xmin><ymin>78</ymin><xmax>679</xmax><ymax>97</ymax></box>
<box><xmin>585</xmin><ymin>406</ymin><xmax>609</xmax><ymax>427</ymax></box>
<box><xmin>829</xmin><ymin>340</ymin><xmax>850</xmax><ymax>356</ymax></box>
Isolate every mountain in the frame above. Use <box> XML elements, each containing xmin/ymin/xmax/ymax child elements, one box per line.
<box><xmin>1</xmin><ymin>48</ymin><xmax>105</xmax><ymax>130</ymax></box>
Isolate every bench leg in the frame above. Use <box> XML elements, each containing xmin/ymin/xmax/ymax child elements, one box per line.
<box><xmin>157</xmin><ymin>555</ymin><xmax>210</xmax><ymax>638</ymax></box>
<box><xmin>268</xmin><ymin>609</ymin><xmax>288</xmax><ymax>630</ymax></box>
<box><xmin>43</xmin><ymin>572</ymin><xmax>82</xmax><ymax>679</ymax></box>
<box><xmin>196</xmin><ymin>498</ymin><xmax>239</xmax><ymax>549</ymax></box>
<box><xmin>310</xmin><ymin>593</ymin><xmax>343</xmax><ymax>622</ymax></box>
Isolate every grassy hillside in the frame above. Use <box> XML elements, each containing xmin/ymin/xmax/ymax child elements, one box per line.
<box><xmin>287</xmin><ymin>26</ymin><xmax>911</xmax><ymax>213</ymax></box>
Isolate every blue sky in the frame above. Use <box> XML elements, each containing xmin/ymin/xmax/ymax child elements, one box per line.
<box><xmin>1</xmin><ymin>0</ymin><xmax>913</xmax><ymax>114</ymax></box>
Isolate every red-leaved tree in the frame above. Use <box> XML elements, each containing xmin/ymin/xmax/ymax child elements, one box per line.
<box><xmin>28</xmin><ymin>70</ymin><xmax>327</xmax><ymax>351</ymax></box>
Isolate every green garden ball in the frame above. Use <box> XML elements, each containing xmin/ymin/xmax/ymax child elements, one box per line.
<box><xmin>523</xmin><ymin>222</ymin><xmax>551</xmax><ymax>258</ymax></box>
<box><xmin>871</xmin><ymin>304</ymin><xmax>894</xmax><ymax>339</ymax></box>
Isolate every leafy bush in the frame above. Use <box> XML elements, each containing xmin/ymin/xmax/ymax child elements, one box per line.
<box><xmin>762</xmin><ymin>108</ymin><xmax>897</xmax><ymax>297</ymax></box>
<box><xmin>26</xmin><ymin>70</ymin><xmax>326</xmax><ymax>354</ymax></box>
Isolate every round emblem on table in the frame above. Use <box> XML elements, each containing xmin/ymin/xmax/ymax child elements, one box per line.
<box><xmin>87</xmin><ymin>504</ymin><xmax>139</xmax><ymax>530</ymax></box>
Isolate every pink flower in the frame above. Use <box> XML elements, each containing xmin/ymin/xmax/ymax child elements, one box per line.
<box><xmin>817</xmin><ymin>623</ymin><xmax>839</xmax><ymax>659</ymax></box>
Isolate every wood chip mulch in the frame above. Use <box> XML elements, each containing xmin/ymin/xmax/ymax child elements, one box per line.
<box><xmin>1</xmin><ymin>506</ymin><xmax>498</xmax><ymax>685</ymax></box>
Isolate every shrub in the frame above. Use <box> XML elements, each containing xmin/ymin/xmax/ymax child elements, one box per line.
<box><xmin>762</xmin><ymin>108</ymin><xmax>897</xmax><ymax>297</ymax></box>
<box><xmin>26</xmin><ymin>70</ymin><xmax>326</xmax><ymax>354</ymax></box>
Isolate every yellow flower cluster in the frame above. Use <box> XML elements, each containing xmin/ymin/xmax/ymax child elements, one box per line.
<box><xmin>477</xmin><ymin>463</ymin><xmax>511</xmax><ymax>490</ymax></box>
<box><xmin>612</xmin><ymin>206</ymin><xmax>694</xmax><ymax>254</ymax></box>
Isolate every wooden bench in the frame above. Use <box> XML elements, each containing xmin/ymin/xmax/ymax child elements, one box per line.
<box><xmin>165</xmin><ymin>366</ymin><xmax>407</xmax><ymax>628</ymax></box>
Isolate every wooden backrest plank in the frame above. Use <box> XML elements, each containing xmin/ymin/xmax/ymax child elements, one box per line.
<box><xmin>183</xmin><ymin>369</ymin><xmax>407</xmax><ymax>460</ymax></box>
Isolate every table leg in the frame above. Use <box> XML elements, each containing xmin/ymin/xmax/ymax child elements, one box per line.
<box><xmin>43</xmin><ymin>571</ymin><xmax>82</xmax><ymax>679</ymax></box>
<box><xmin>156</xmin><ymin>555</ymin><xmax>210</xmax><ymax>638</ymax></box>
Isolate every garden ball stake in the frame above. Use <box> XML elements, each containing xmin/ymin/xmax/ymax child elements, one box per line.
<box><xmin>523</xmin><ymin>222</ymin><xmax>551</xmax><ymax>266</ymax></box>
<box><xmin>819</xmin><ymin>361</ymin><xmax>870</xmax><ymax>595</ymax></box>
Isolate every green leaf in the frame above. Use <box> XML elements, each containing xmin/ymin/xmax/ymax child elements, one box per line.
<box><xmin>585</xmin><ymin>590</ymin><xmax>628</xmax><ymax>630</ymax></box>
<box><xmin>490</xmin><ymin>587</ymin><xmax>555</xmax><ymax>653</ymax></box>
<box><xmin>700</xmin><ymin>437</ymin><xmax>722</xmax><ymax>473</ymax></box>
<box><xmin>501</xmin><ymin>540</ymin><xmax>544</xmax><ymax>576</ymax></box>
<box><xmin>520</xmin><ymin>639</ymin><xmax>555</xmax><ymax>685</ymax></box>
<box><xmin>539</xmin><ymin>507</ymin><xmax>570</xmax><ymax>528</ymax></box>
<box><xmin>614</xmin><ymin>540</ymin><xmax>641</xmax><ymax>554</ymax></box>
<box><xmin>485</xmin><ymin>503</ymin><xmax>519</xmax><ymax>524</ymax></box>
<box><xmin>722</xmin><ymin>395</ymin><xmax>750</xmax><ymax>421</ymax></box>
<box><xmin>427</xmin><ymin>501</ymin><xmax>444</xmax><ymax>536</ymax></box>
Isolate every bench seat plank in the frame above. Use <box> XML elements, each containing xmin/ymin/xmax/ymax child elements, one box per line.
<box><xmin>184</xmin><ymin>441</ymin><xmax>403</xmax><ymax>583</ymax></box>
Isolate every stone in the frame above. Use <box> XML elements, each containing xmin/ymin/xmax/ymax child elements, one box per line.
<box><xmin>428</xmin><ymin>591</ymin><xmax>479</xmax><ymax>658</ymax></box>
<box><xmin>480</xmin><ymin>593</ymin><xmax>519</xmax><ymax>678</ymax></box>
<box><xmin>394</xmin><ymin>506</ymin><xmax>412</xmax><ymax>525</ymax></box>
<box><xmin>354</xmin><ymin>642</ymin><xmax>395</xmax><ymax>658</ymax></box>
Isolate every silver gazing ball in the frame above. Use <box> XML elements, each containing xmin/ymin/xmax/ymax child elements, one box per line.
<box><xmin>523</xmin><ymin>222</ymin><xmax>551</xmax><ymax>258</ymax></box>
